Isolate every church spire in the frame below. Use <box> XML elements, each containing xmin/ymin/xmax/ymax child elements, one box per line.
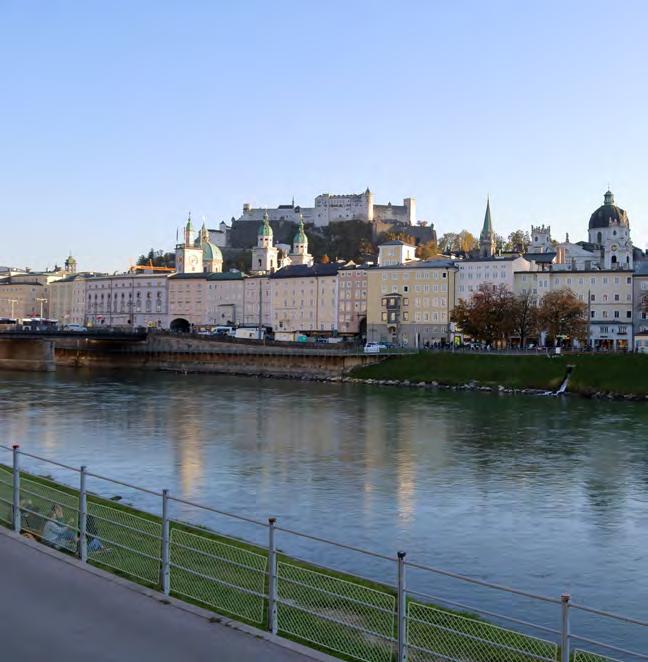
<box><xmin>481</xmin><ymin>197</ymin><xmax>493</xmax><ymax>239</ymax></box>
<box><xmin>479</xmin><ymin>197</ymin><xmax>496</xmax><ymax>258</ymax></box>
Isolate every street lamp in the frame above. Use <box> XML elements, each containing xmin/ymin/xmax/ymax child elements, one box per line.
<box><xmin>36</xmin><ymin>298</ymin><xmax>47</xmax><ymax>319</ymax></box>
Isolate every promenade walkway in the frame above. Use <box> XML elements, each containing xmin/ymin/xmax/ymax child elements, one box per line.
<box><xmin>0</xmin><ymin>528</ymin><xmax>326</xmax><ymax>661</ymax></box>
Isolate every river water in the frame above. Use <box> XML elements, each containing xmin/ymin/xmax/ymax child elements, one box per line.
<box><xmin>1</xmin><ymin>368</ymin><xmax>646</xmax><ymax>651</ymax></box>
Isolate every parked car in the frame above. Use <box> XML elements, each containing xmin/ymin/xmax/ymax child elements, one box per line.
<box><xmin>211</xmin><ymin>326</ymin><xmax>234</xmax><ymax>336</ymax></box>
<box><xmin>63</xmin><ymin>324</ymin><xmax>87</xmax><ymax>332</ymax></box>
<box><xmin>364</xmin><ymin>342</ymin><xmax>387</xmax><ymax>354</ymax></box>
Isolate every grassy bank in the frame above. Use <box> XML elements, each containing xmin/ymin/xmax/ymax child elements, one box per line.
<box><xmin>0</xmin><ymin>465</ymin><xmax>562</xmax><ymax>661</ymax></box>
<box><xmin>352</xmin><ymin>352</ymin><xmax>648</xmax><ymax>396</ymax></box>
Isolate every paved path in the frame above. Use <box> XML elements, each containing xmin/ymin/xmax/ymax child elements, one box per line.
<box><xmin>0</xmin><ymin>529</ymin><xmax>321</xmax><ymax>661</ymax></box>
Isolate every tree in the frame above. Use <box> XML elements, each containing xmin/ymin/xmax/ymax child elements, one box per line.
<box><xmin>415</xmin><ymin>240</ymin><xmax>439</xmax><ymax>260</ymax></box>
<box><xmin>457</xmin><ymin>230</ymin><xmax>478</xmax><ymax>253</ymax></box>
<box><xmin>538</xmin><ymin>288</ymin><xmax>587</xmax><ymax>346</ymax></box>
<box><xmin>509</xmin><ymin>291</ymin><xmax>539</xmax><ymax>347</ymax></box>
<box><xmin>320</xmin><ymin>254</ymin><xmax>330</xmax><ymax>264</ymax></box>
<box><xmin>438</xmin><ymin>232</ymin><xmax>458</xmax><ymax>254</ymax></box>
<box><xmin>379</xmin><ymin>231</ymin><xmax>416</xmax><ymax>245</ymax></box>
<box><xmin>506</xmin><ymin>230</ymin><xmax>531</xmax><ymax>253</ymax></box>
<box><xmin>451</xmin><ymin>283</ymin><xmax>515</xmax><ymax>345</ymax></box>
<box><xmin>137</xmin><ymin>249</ymin><xmax>175</xmax><ymax>268</ymax></box>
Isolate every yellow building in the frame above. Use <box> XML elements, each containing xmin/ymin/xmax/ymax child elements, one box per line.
<box><xmin>367</xmin><ymin>259</ymin><xmax>457</xmax><ymax>346</ymax></box>
<box><xmin>270</xmin><ymin>263</ymin><xmax>339</xmax><ymax>335</ymax></box>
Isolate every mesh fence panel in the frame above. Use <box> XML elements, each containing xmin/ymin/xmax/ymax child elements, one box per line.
<box><xmin>277</xmin><ymin>561</ymin><xmax>396</xmax><ymax>662</ymax></box>
<box><xmin>20</xmin><ymin>476</ymin><xmax>79</xmax><ymax>551</ymax></box>
<box><xmin>169</xmin><ymin>527</ymin><xmax>267</xmax><ymax>624</ymax></box>
<box><xmin>574</xmin><ymin>651</ymin><xmax>623</xmax><ymax>662</ymax></box>
<box><xmin>0</xmin><ymin>466</ymin><xmax>12</xmax><ymax>526</ymax></box>
<box><xmin>87</xmin><ymin>501</ymin><xmax>162</xmax><ymax>585</ymax></box>
<box><xmin>407</xmin><ymin>601</ymin><xmax>558</xmax><ymax>662</ymax></box>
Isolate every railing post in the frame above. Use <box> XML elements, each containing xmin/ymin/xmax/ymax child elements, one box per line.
<box><xmin>12</xmin><ymin>445</ymin><xmax>20</xmax><ymax>533</ymax></box>
<box><xmin>268</xmin><ymin>517</ymin><xmax>278</xmax><ymax>634</ymax></box>
<box><xmin>560</xmin><ymin>593</ymin><xmax>571</xmax><ymax>662</ymax></box>
<box><xmin>78</xmin><ymin>465</ymin><xmax>87</xmax><ymax>562</ymax></box>
<box><xmin>397</xmin><ymin>550</ymin><xmax>407</xmax><ymax>662</ymax></box>
<box><xmin>161</xmin><ymin>489</ymin><xmax>170</xmax><ymax>595</ymax></box>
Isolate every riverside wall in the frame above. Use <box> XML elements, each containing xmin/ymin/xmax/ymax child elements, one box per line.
<box><xmin>52</xmin><ymin>334</ymin><xmax>382</xmax><ymax>378</ymax></box>
<box><xmin>0</xmin><ymin>338</ymin><xmax>55</xmax><ymax>372</ymax></box>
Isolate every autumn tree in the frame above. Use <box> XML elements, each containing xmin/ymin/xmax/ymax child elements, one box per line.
<box><xmin>537</xmin><ymin>288</ymin><xmax>587</xmax><ymax>346</ymax></box>
<box><xmin>379</xmin><ymin>231</ymin><xmax>416</xmax><ymax>245</ymax></box>
<box><xmin>438</xmin><ymin>232</ymin><xmax>458</xmax><ymax>254</ymax></box>
<box><xmin>320</xmin><ymin>254</ymin><xmax>330</xmax><ymax>264</ymax></box>
<box><xmin>451</xmin><ymin>283</ymin><xmax>515</xmax><ymax>345</ymax></box>
<box><xmin>509</xmin><ymin>291</ymin><xmax>539</xmax><ymax>347</ymax></box>
<box><xmin>457</xmin><ymin>230</ymin><xmax>478</xmax><ymax>253</ymax></box>
<box><xmin>506</xmin><ymin>230</ymin><xmax>531</xmax><ymax>253</ymax></box>
<box><xmin>415</xmin><ymin>240</ymin><xmax>439</xmax><ymax>260</ymax></box>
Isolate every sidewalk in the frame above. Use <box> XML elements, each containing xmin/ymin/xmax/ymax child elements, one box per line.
<box><xmin>0</xmin><ymin>527</ymin><xmax>332</xmax><ymax>661</ymax></box>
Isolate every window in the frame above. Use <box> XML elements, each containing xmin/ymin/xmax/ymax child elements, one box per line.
<box><xmin>381</xmin><ymin>312</ymin><xmax>387</xmax><ymax>321</ymax></box>
<box><xmin>403</xmin><ymin>286</ymin><xmax>409</xmax><ymax>293</ymax></box>
<box><xmin>614</xmin><ymin>311</ymin><xmax>619</xmax><ymax>318</ymax></box>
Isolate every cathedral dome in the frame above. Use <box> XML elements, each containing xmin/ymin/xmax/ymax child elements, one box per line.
<box><xmin>589</xmin><ymin>190</ymin><xmax>629</xmax><ymax>230</ymax></box>
<box><xmin>202</xmin><ymin>241</ymin><xmax>222</xmax><ymax>262</ymax></box>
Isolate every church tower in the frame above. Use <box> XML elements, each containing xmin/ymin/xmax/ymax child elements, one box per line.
<box><xmin>588</xmin><ymin>189</ymin><xmax>633</xmax><ymax>270</ymax></box>
<box><xmin>251</xmin><ymin>211</ymin><xmax>279</xmax><ymax>274</ymax></box>
<box><xmin>479</xmin><ymin>197</ymin><xmax>496</xmax><ymax>258</ymax></box>
<box><xmin>528</xmin><ymin>225</ymin><xmax>553</xmax><ymax>253</ymax></box>
<box><xmin>175</xmin><ymin>213</ymin><xmax>204</xmax><ymax>273</ymax></box>
<box><xmin>65</xmin><ymin>253</ymin><xmax>77</xmax><ymax>274</ymax></box>
<box><xmin>289</xmin><ymin>214</ymin><xmax>314</xmax><ymax>266</ymax></box>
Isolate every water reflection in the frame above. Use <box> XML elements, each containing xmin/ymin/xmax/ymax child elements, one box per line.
<box><xmin>0</xmin><ymin>368</ymin><xmax>647</xmax><ymax>631</ymax></box>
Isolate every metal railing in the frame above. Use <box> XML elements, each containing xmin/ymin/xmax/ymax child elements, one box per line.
<box><xmin>0</xmin><ymin>443</ymin><xmax>646</xmax><ymax>661</ymax></box>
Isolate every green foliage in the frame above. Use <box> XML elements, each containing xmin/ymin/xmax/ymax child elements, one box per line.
<box><xmin>137</xmin><ymin>249</ymin><xmax>175</xmax><ymax>267</ymax></box>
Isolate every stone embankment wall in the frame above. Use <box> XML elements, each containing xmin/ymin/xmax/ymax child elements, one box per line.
<box><xmin>0</xmin><ymin>338</ymin><xmax>54</xmax><ymax>372</ymax></box>
<box><xmin>53</xmin><ymin>335</ymin><xmax>380</xmax><ymax>378</ymax></box>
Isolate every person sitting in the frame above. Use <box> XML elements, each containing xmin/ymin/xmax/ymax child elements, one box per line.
<box><xmin>21</xmin><ymin>500</ymin><xmax>46</xmax><ymax>540</ymax></box>
<box><xmin>85</xmin><ymin>514</ymin><xmax>104</xmax><ymax>552</ymax></box>
<box><xmin>42</xmin><ymin>504</ymin><xmax>76</xmax><ymax>550</ymax></box>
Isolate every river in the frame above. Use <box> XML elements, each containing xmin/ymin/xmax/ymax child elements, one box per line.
<box><xmin>0</xmin><ymin>368</ymin><xmax>646</xmax><ymax>651</ymax></box>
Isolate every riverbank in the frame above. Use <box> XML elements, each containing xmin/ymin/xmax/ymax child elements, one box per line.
<box><xmin>350</xmin><ymin>352</ymin><xmax>648</xmax><ymax>399</ymax></box>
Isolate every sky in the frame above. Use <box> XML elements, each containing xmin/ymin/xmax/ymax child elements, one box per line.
<box><xmin>1</xmin><ymin>0</ymin><xmax>648</xmax><ymax>272</ymax></box>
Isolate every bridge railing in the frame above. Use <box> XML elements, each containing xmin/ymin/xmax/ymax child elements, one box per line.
<box><xmin>1</xmin><ymin>444</ymin><xmax>646</xmax><ymax>661</ymax></box>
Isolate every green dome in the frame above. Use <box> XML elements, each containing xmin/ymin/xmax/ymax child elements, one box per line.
<box><xmin>202</xmin><ymin>241</ymin><xmax>222</xmax><ymax>262</ymax></box>
<box><xmin>258</xmin><ymin>212</ymin><xmax>273</xmax><ymax>238</ymax></box>
<box><xmin>293</xmin><ymin>215</ymin><xmax>307</xmax><ymax>244</ymax></box>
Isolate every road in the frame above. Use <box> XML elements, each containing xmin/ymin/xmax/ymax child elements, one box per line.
<box><xmin>0</xmin><ymin>529</ymin><xmax>321</xmax><ymax>661</ymax></box>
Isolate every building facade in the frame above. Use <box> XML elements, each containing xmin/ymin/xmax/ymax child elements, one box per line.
<box><xmin>269</xmin><ymin>263</ymin><xmax>339</xmax><ymax>334</ymax></box>
<box><xmin>85</xmin><ymin>273</ymin><xmax>169</xmax><ymax>328</ymax></box>
<box><xmin>367</xmin><ymin>260</ymin><xmax>457</xmax><ymax>346</ymax></box>
<box><xmin>337</xmin><ymin>264</ymin><xmax>370</xmax><ymax>336</ymax></box>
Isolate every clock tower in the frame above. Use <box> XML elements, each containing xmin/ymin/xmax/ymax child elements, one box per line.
<box><xmin>175</xmin><ymin>213</ymin><xmax>204</xmax><ymax>273</ymax></box>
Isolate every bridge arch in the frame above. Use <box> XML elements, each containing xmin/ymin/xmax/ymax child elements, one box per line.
<box><xmin>170</xmin><ymin>318</ymin><xmax>190</xmax><ymax>333</ymax></box>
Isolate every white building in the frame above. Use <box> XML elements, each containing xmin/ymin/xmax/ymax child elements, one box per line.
<box><xmin>237</xmin><ymin>189</ymin><xmax>415</xmax><ymax>228</ymax></box>
<box><xmin>378</xmin><ymin>241</ymin><xmax>417</xmax><ymax>267</ymax></box>
<box><xmin>86</xmin><ymin>273</ymin><xmax>169</xmax><ymax>328</ymax></box>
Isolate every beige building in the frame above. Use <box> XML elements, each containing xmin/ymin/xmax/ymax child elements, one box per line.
<box><xmin>337</xmin><ymin>264</ymin><xmax>371</xmax><ymax>336</ymax></box>
<box><xmin>86</xmin><ymin>273</ymin><xmax>169</xmax><ymax>328</ymax></box>
<box><xmin>514</xmin><ymin>269</ymin><xmax>633</xmax><ymax>350</ymax></box>
<box><xmin>242</xmin><ymin>276</ymin><xmax>272</xmax><ymax>328</ymax></box>
<box><xmin>0</xmin><ymin>266</ymin><xmax>74</xmax><ymax>320</ymax></box>
<box><xmin>270</xmin><ymin>264</ymin><xmax>339</xmax><ymax>335</ymax></box>
<box><xmin>48</xmin><ymin>273</ymin><xmax>101</xmax><ymax>326</ymax></box>
<box><xmin>205</xmin><ymin>272</ymin><xmax>246</xmax><ymax>327</ymax></box>
<box><xmin>168</xmin><ymin>273</ymin><xmax>208</xmax><ymax>331</ymax></box>
<box><xmin>367</xmin><ymin>259</ymin><xmax>457</xmax><ymax>346</ymax></box>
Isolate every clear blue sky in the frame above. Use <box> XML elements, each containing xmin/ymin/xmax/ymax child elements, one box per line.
<box><xmin>2</xmin><ymin>1</ymin><xmax>648</xmax><ymax>272</ymax></box>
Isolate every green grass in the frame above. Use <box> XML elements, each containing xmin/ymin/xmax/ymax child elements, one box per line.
<box><xmin>352</xmin><ymin>352</ymin><xmax>648</xmax><ymax>396</ymax></box>
<box><xmin>0</xmin><ymin>465</ymin><xmax>572</xmax><ymax>661</ymax></box>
